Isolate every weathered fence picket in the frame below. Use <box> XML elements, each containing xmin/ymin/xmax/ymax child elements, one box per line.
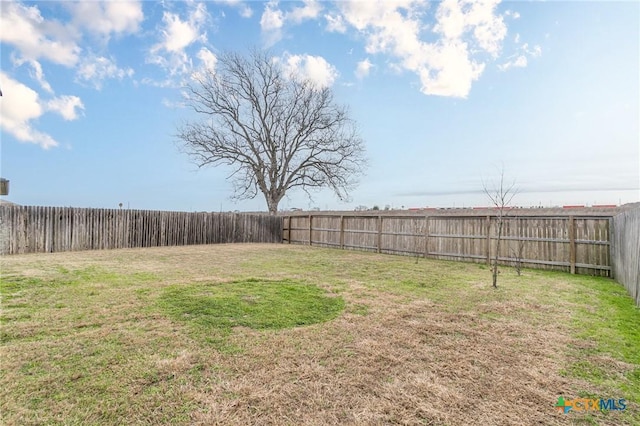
<box><xmin>0</xmin><ymin>206</ymin><xmax>282</xmax><ymax>255</ymax></box>
<box><xmin>283</xmin><ymin>214</ymin><xmax>612</xmax><ymax>277</ymax></box>
<box><xmin>611</xmin><ymin>208</ymin><xmax>640</xmax><ymax>306</ymax></box>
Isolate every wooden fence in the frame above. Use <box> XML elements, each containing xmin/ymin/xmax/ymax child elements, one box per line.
<box><xmin>2</xmin><ymin>205</ymin><xmax>637</xmax><ymax>305</ymax></box>
<box><xmin>611</xmin><ymin>208</ymin><xmax>640</xmax><ymax>306</ymax></box>
<box><xmin>0</xmin><ymin>206</ymin><xmax>282</xmax><ymax>255</ymax></box>
<box><xmin>283</xmin><ymin>214</ymin><xmax>612</xmax><ymax>276</ymax></box>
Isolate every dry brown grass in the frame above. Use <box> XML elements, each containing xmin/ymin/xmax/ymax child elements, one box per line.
<box><xmin>187</xmin><ymin>301</ymin><xmax>573</xmax><ymax>425</ymax></box>
<box><xmin>1</xmin><ymin>244</ymin><xmax>637</xmax><ymax>425</ymax></box>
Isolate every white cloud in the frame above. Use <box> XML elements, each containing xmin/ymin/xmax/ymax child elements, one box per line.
<box><xmin>66</xmin><ymin>1</ymin><xmax>143</xmax><ymax>38</ymax></box>
<box><xmin>215</xmin><ymin>0</ymin><xmax>253</xmax><ymax>18</ymax></box>
<box><xmin>148</xmin><ymin>50</ymin><xmax>192</xmax><ymax>79</ymax></box>
<box><xmin>238</xmin><ymin>4</ymin><xmax>253</xmax><ymax>18</ymax></box>
<box><xmin>498</xmin><ymin>43</ymin><xmax>542</xmax><ymax>71</ymax></box>
<box><xmin>76</xmin><ymin>55</ymin><xmax>134</xmax><ymax>89</ymax></box>
<box><xmin>287</xmin><ymin>0</ymin><xmax>322</xmax><ymax>24</ymax></box>
<box><xmin>335</xmin><ymin>0</ymin><xmax>509</xmax><ymax>98</ymax></box>
<box><xmin>0</xmin><ymin>1</ymin><xmax>80</xmax><ymax>67</ymax></box>
<box><xmin>0</xmin><ymin>1</ymin><xmax>143</xmax><ymax>150</ymax></box>
<box><xmin>281</xmin><ymin>54</ymin><xmax>338</xmax><ymax>88</ymax></box>
<box><xmin>161</xmin><ymin>6</ymin><xmax>207</xmax><ymax>53</ymax></box>
<box><xmin>529</xmin><ymin>44</ymin><xmax>542</xmax><ymax>57</ymax></box>
<box><xmin>161</xmin><ymin>98</ymin><xmax>186</xmax><ymax>109</ymax></box>
<box><xmin>197</xmin><ymin>48</ymin><xmax>218</xmax><ymax>71</ymax></box>
<box><xmin>434</xmin><ymin>0</ymin><xmax>467</xmax><ymax>40</ymax></box>
<box><xmin>46</xmin><ymin>95</ymin><xmax>85</xmax><ymax>121</ymax></box>
<box><xmin>260</xmin><ymin>1</ymin><xmax>322</xmax><ymax>45</ymax></box>
<box><xmin>355</xmin><ymin>59</ymin><xmax>373</xmax><ymax>79</ymax></box>
<box><xmin>505</xmin><ymin>10</ymin><xmax>520</xmax><ymax>20</ymax></box>
<box><xmin>149</xmin><ymin>2</ymin><xmax>209</xmax><ymax>77</ymax></box>
<box><xmin>261</xmin><ymin>1</ymin><xmax>284</xmax><ymax>31</ymax></box>
<box><xmin>498</xmin><ymin>55</ymin><xmax>527</xmax><ymax>71</ymax></box>
<box><xmin>26</xmin><ymin>60</ymin><xmax>53</xmax><ymax>94</ymax></box>
<box><xmin>11</xmin><ymin>56</ymin><xmax>53</xmax><ymax>94</ymax></box>
<box><xmin>418</xmin><ymin>41</ymin><xmax>485</xmax><ymax>97</ymax></box>
<box><xmin>0</xmin><ymin>72</ymin><xmax>68</xmax><ymax>149</ymax></box>
<box><xmin>435</xmin><ymin>0</ymin><xmax>506</xmax><ymax>58</ymax></box>
<box><xmin>1</xmin><ymin>1</ymin><xmax>142</xmax><ymax>96</ymax></box>
<box><xmin>325</xmin><ymin>13</ymin><xmax>347</xmax><ymax>33</ymax></box>
<box><xmin>140</xmin><ymin>76</ymin><xmax>176</xmax><ymax>89</ymax></box>
<box><xmin>260</xmin><ymin>1</ymin><xmax>284</xmax><ymax>45</ymax></box>
<box><xmin>189</xmin><ymin>48</ymin><xmax>217</xmax><ymax>83</ymax></box>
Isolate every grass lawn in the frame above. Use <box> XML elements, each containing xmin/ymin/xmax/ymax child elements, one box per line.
<box><xmin>1</xmin><ymin>244</ymin><xmax>638</xmax><ymax>425</ymax></box>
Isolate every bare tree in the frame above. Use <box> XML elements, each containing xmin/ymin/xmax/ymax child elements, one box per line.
<box><xmin>177</xmin><ymin>49</ymin><xmax>366</xmax><ymax>215</ymax></box>
<box><xmin>483</xmin><ymin>168</ymin><xmax>518</xmax><ymax>288</ymax></box>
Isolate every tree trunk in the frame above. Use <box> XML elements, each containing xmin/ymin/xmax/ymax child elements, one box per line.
<box><xmin>267</xmin><ymin>201</ymin><xmax>278</xmax><ymax>215</ymax></box>
<box><xmin>492</xmin><ymin>215</ymin><xmax>503</xmax><ymax>288</ymax></box>
<box><xmin>265</xmin><ymin>196</ymin><xmax>279</xmax><ymax>216</ymax></box>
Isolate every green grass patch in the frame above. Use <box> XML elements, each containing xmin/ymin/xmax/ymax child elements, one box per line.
<box><xmin>569</xmin><ymin>276</ymin><xmax>640</xmax><ymax>364</ymax></box>
<box><xmin>557</xmin><ymin>274</ymin><xmax>640</xmax><ymax>412</ymax></box>
<box><xmin>0</xmin><ymin>266</ymin><xmax>157</xmax><ymax>295</ymax></box>
<box><xmin>159</xmin><ymin>278</ymin><xmax>344</xmax><ymax>333</ymax></box>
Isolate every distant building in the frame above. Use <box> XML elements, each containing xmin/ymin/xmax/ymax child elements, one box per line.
<box><xmin>0</xmin><ymin>178</ymin><xmax>8</xmax><ymax>196</ymax></box>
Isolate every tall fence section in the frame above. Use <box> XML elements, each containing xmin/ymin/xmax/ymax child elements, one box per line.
<box><xmin>0</xmin><ymin>206</ymin><xmax>282</xmax><ymax>255</ymax></box>
<box><xmin>283</xmin><ymin>214</ymin><xmax>612</xmax><ymax>276</ymax></box>
<box><xmin>611</xmin><ymin>208</ymin><xmax>640</xmax><ymax>306</ymax></box>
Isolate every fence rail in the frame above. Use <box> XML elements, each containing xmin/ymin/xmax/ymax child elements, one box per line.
<box><xmin>0</xmin><ymin>206</ymin><xmax>282</xmax><ymax>255</ymax></box>
<box><xmin>283</xmin><ymin>214</ymin><xmax>612</xmax><ymax>276</ymax></box>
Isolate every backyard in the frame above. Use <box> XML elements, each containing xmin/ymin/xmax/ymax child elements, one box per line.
<box><xmin>1</xmin><ymin>244</ymin><xmax>638</xmax><ymax>425</ymax></box>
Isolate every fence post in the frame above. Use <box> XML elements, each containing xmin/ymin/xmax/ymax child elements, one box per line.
<box><xmin>308</xmin><ymin>214</ymin><xmax>313</xmax><ymax>246</ymax></box>
<box><xmin>607</xmin><ymin>217</ymin><xmax>612</xmax><ymax>278</ymax></box>
<box><xmin>282</xmin><ymin>216</ymin><xmax>287</xmax><ymax>243</ymax></box>
<box><xmin>424</xmin><ymin>216</ymin><xmax>430</xmax><ymax>258</ymax></box>
<box><xmin>569</xmin><ymin>215</ymin><xmax>576</xmax><ymax>274</ymax></box>
<box><xmin>486</xmin><ymin>215</ymin><xmax>491</xmax><ymax>265</ymax></box>
<box><xmin>377</xmin><ymin>215</ymin><xmax>382</xmax><ymax>253</ymax></box>
<box><xmin>339</xmin><ymin>215</ymin><xmax>345</xmax><ymax>250</ymax></box>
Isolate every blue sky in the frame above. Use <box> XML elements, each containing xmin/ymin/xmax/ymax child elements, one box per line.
<box><xmin>1</xmin><ymin>0</ymin><xmax>638</xmax><ymax>212</ymax></box>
